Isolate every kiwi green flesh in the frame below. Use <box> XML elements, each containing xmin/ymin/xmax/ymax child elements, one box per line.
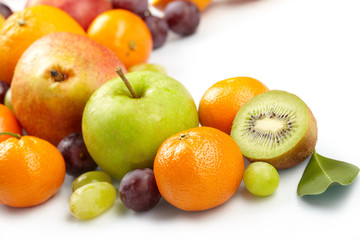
<box><xmin>231</xmin><ymin>90</ymin><xmax>317</xmax><ymax>169</ymax></box>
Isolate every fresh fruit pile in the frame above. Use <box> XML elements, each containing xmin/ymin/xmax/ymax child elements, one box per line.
<box><xmin>0</xmin><ymin>0</ymin><xmax>358</xmax><ymax>221</ymax></box>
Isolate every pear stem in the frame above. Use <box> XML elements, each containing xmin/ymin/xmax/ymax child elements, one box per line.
<box><xmin>116</xmin><ymin>67</ymin><xmax>138</xmax><ymax>98</ymax></box>
<box><xmin>0</xmin><ymin>132</ymin><xmax>21</xmax><ymax>139</ymax></box>
<box><xmin>50</xmin><ymin>70</ymin><xmax>65</xmax><ymax>82</ymax></box>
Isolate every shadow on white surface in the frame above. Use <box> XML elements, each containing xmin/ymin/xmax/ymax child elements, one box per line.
<box><xmin>299</xmin><ymin>178</ymin><xmax>359</xmax><ymax>208</ymax></box>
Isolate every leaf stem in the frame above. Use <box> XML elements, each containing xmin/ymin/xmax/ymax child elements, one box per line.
<box><xmin>0</xmin><ymin>132</ymin><xmax>21</xmax><ymax>139</ymax></box>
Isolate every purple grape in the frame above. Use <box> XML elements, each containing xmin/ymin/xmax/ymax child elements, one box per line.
<box><xmin>112</xmin><ymin>0</ymin><xmax>148</xmax><ymax>17</ymax></box>
<box><xmin>57</xmin><ymin>132</ymin><xmax>98</xmax><ymax>177</ymax></box>
<box><xmin>0</xmin><ymin>3</ymin><xmax>13</xmax><ymax>19</ymax></box>
<box><xmin>119</xmin><ymin>168</ymin><xmax>161</xmax><ymax>212</ymax></box>
<box><xmin>0</xmin><ymin>80</ymin><xmax>10</xmax><ymax>104</ymax></box>
<box><xmin>144</xmin><ymin>15</ymin><xmax>169</xmax><ymax>49</ymax></box>
<box><xmin>165</xmin><ymin>1</ymin><xmax>200</xmax><ymax>36</ymax></box>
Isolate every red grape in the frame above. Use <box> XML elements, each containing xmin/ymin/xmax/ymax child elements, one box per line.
<box><xmin>119</xmin><ymin>168</ymin><xmax>161</xmax><ymax>212</ymax></box>
<box><xmin>0</xmin><ymin>81</ymin><xmax>10</xmax><ymax>104</ymax></box>
<box><xmin>165</xmin><ymin>1</ymin><xmax>200</xmax><ymax>36</ymax></box>
<box><xmin>0</xmin><ymin>3</ymin><xmax>13</xmax><ymax>19</ymax></box>
<box><xmin>112</xmin><ymin>0</ymin><xmax>148</xmax><ymax>17</ymax></box>
<box><xmin>57</xmin><ymin>132</ymin><xmax>97</xmax><ymax>176</ymax></box>
<box><xmin>144</xmin><ymin>15</ymin><xmax>169</xmax><ymax>49</ymax></box>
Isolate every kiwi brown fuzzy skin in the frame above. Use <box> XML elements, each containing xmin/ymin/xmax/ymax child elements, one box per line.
<box><xmin>246</xmin><ymin>107</ymin><xmax>318</xmax><ymax>169</ymax></box>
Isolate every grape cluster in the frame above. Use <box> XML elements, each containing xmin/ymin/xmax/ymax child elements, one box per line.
<box><xmin>111</xmin><ymin>0</ymin><xmax>201</xmax><ymax>49</ymax></box>
<box><xmin>69</xmin><ymin>168</ymin><xmax>161</xmax><ymax>219</ymax></box>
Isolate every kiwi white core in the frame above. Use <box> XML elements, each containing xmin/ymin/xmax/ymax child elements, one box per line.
<box><xmin>255</xmin><ymin>118</ymin><xmax>285</xmax><ymax>132</ymax></box>
<box><xmin>231</xmin><ymin>90</ymin><xmax>309</xmax><ymax>159</ymax></box>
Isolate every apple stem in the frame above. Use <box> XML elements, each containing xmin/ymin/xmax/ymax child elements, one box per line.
<box><xmin>50</xmin><ymin>70</ymin><xmax>65</xmax><ymax>82</ymax></box>
<box><xmin>116</xmin><ymin>67</ymin><xmax>138</xmax><ymax>98</ymax></box>
<box><xmin>0</xmin><ymin>132</ymin><xmax>21</xmax><ymax>139</ymax></box>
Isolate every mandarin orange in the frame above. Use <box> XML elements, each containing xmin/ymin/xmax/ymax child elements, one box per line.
<box><xmin>154</xmin><ymin>127</ymin><xmax>244</xmax><ymax>211</ymax></box>
<box><xmin>0</xmin><ymin>14</ymin><xmax>4</xmax><ymax>28</ymax></box>
<box><xmin>0</xmin><ymin>134</ymin><xmax>66</xmax><ymax>208</ymax></box>
<box><xmin>87</xmin><ymin>9</ymin><xmax>153</xmax><ymax>69</ymax></box>
<box><xmin>0</xmin><ymin>104</ymin><xmax>21</xmax><ymax>142</ymax></box>
<box><xmin>199</xmin><ymin>77</ymin><xmax>269</xmax><ymax>135</ymax></box>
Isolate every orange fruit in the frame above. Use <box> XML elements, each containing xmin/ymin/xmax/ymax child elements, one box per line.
<box><xmin>199</xmin><ymin>77</ymin><xmax>269</xmax><ymax>135</ymax></box>
<box><xmin>0</xmin><ymin>134</ymin><xmax>66</xmax><ymax>208</ymax></box>
<box><xmin>152</xmin><ymin>0</ymin><xmax>212</xmax><ymax>11</ymax></box>
<box><xmin>0</xmin><ymin>14</ymin><xmax>4</xmax><ymax>28</ymax></box>
<box><xmin>154</xmin><ymin>127</ymin><xmax>244</xmax><ymax>211</ymax></box>
<box><xmin>0</xmin><ymin>104</ymin><xmax>22</xmax><ymax>142</ymax></box>
<box><xmin>87</xmin><ymin>9</ymin><xmax>153</xmax><ymax>69</ymax></box>
<box><xmin>0</xmin><ymin>5</ymin><xmax>85</xmax><ymax>84</ymax></box>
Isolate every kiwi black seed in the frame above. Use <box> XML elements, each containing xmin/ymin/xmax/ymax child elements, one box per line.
<box><xmin>230</xmin><ymin>90</ymin><xmax>317</xmax><ymax>169</ymax></box>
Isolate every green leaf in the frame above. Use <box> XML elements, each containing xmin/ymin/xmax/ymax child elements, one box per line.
<box><xmin>297</xmin><ymin>150</ymin><xmax>359</xmax><ymax>196</ymax></box>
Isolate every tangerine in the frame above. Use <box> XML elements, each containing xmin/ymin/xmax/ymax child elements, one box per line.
<box><xmin>199</xmin><ymin>77</ymin><xmax>269</xmax><ymax>135</ymax></box>
<box><xmin>154</xmin><ymin>127</ymin><xmax>244</xmax><ymax>211</ymax></box>
<box><xmin>0</xmin><ymin>5</ymin><xmax>85</xmax><ymax>84</ymax></box>
<box><xmin>0</xmin><ymin>104</ymin><xmax>22</xmax><ymax>142</ymax></box>
<box><xmin>0</xmin><ymin>14</ymin><xmax>4</xmax><ymax>28</ymax></box>
<box><xmin>152</xmin><ymin>0</ymin><xmax>212</xmax><ymax>11</ymax></box>
<box><xmin>87</xmin><ymin>9</ymin><xmax>153</xmax><ymax>69</ymax></box>
<box><xmin>0</xmin><ymin>134</ymin><xmax>66</xmax><ymax>208</ymax></box>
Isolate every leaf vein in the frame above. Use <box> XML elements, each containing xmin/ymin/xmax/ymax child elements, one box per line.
<box><xmin>314</xmin><ymin>153</ymin><xmax>332</xmax><ymax>182</ymax></box>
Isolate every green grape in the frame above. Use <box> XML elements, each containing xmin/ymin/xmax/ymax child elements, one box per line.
<box><xmin>243</xmin><ymin>162</ymin><xmax>280</xmax><ymax>197</ymax></box>
<box><xmin>69</xmin><ymin>182</ymin><xmax>116</xmax><ymax>220</ymax></box>
<box><xmin>128</xmin><ymin>63</ymin><xmax>167</xmax><ymax>75</ymax></box>
<box><xmin>4</xmin><ymin>88</ymin><xmax>14</xmax><ymax>114</ymax></box>
<box><xmin>72</xmin><ymin>171</ymin><xmax>112</xmax><ymax>192</ymax></box>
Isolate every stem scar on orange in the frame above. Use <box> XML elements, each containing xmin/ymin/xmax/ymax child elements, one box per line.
<box><xmin>153</xmin><ymin>127</ymin><xmax>244</xmax><ymax>211</ymax></box>
<box><xmin>199</xmin><ymin>77</ymin><xmax>269</xmax><ymax>135</ymax></box>
<box><xmin>0</xmin><ymin>104</ymin><xmax>22</xmax><ymax>142</ymax></box>
<box><xmin>0</xmin><ymin>132</ymin><xmax>66</xmax><ymax>208</ymax></box>
<box><xmin>87</xmin><ymin>9</ymin><xmax>153</xmax><ymax>69</ymax></box>
<box><xmin>0</xmin><ymin>5</ymin><xmax>85</xmax><ymax>84</ymax></box>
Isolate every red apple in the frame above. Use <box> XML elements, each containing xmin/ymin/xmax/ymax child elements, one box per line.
<box><xmin>25</xmin><ymin>0</ymin><xmax>112</xmax><ymax>30</ymax></box>
<box><xmin>11</xmin><ymin>32</ymin><xmax>126</xmax><ymax>145</ymax></box>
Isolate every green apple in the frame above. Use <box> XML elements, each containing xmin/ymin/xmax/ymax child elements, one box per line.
<box><xmin>82</xmin><ymin>70</ymin><xmax>199</xmax><ymax>179</ymax></box>
<box><xmin>128</xmin><ymin>63</ymin><xmax>167</xmax><ymax>75</ymax></box>
<box><xmin>11</xmin><ymin>32</ymin><xmax>125</xmax><ymax>145</ymax></box>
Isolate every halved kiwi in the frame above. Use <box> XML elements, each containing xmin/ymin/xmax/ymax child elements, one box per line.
<box><xmin>231</xmin><ymin>90</ymin><xmax>317</xmax><ymax>169</ymax></box>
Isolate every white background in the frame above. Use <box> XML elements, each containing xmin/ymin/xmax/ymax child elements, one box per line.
<box><xmin>1</xmin><ymin>0</ymin><xmax>359</xmax><ymax>239</ymax></box>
